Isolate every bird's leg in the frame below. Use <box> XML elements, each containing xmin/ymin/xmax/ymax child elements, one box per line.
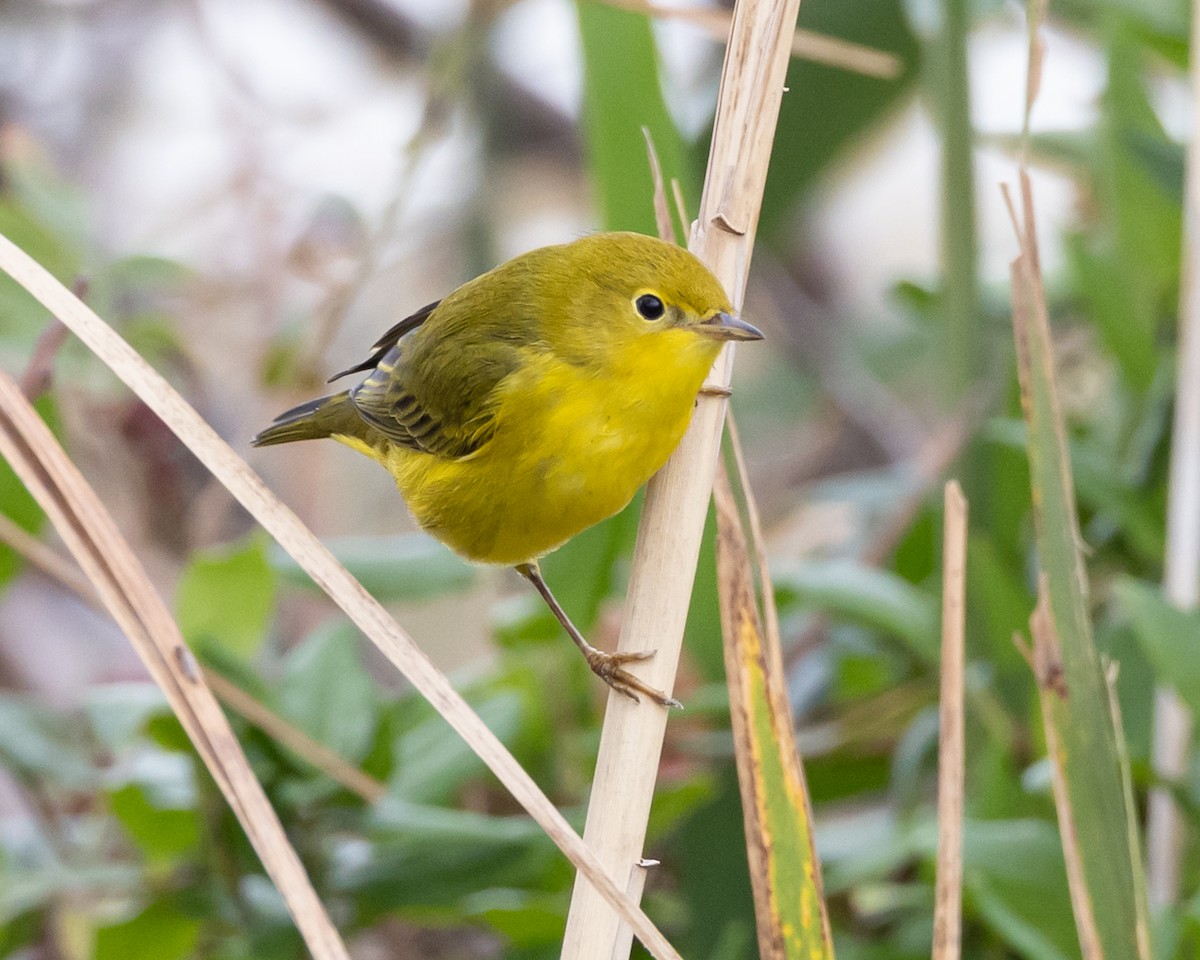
<box><xmin>515</xmin><ymin>562</ymin><xmax>682</xmax><ymax>709</ymax></box>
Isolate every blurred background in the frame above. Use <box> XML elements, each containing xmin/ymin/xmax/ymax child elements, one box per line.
<box><xmin>0</xmin><ymin>0</ymin><xmax>1193</xmax><ymax>957</ymax></box>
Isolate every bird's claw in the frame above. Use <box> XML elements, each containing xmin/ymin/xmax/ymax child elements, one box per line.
<box><xmin>584</xmin><ymin>648</ymin><xmax>683</xmax><ymax>709</ymax></box>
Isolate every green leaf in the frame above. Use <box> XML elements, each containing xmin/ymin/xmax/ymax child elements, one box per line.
<box><xmin>0</xmin><ymin>864</ymin><xmax>141</xmax><ymax>927</ymax></box>
<box><xmin>1124</xmin><ymin>131</ymin><xmax>1184</xmax><ymax>203</ymax></box>
<box><xmin>1012</xmin><ymin>195</ymin><xmax>1150</xmax><ymax>957</ymax></box>
<box><xmin>279</xmin><ymin>621</ymin><xmax>376</xmax><ymax>763</ymax></box>
<box><xmin>759</xmin><ymin>0</ymin><xmax>919</xmax><ymax>238</ymax></box>
<box><xmin>86</xmin><ymin>683</ymin><xmax>170</xmax><ymax>750</ymax></box>
<box><xmin>370</xmin><ymin>799</ymin><xmax>551</xmax><ymax>847</ymax></box>
<box><xmin>461</xmin><ymin>889</ymin><xmax>566</xmax><ymax>947</ymax></box>
<box><xmin>576</xmin><ymin>0</ymin><xmax>688</xmax><ymax>235</ymax></box>
<box><xmin>388</xmin><ymin>688</ymin><xmax>527</xmax><ymax>805</ymax></box>
<box><xmin>268</xmin><ymin>534</ymin><xmax>474</xmax><ymax>603</ymax></box>
<box><xmin>774</xmin><ymin>559</ymin><xmax>938</xmax><ymax>661</ymax></box>
<box><xmin>108</xmin><ymin>782</ymin><xmax>200</xmax><ymax>863</ymax></box>
<box><xmin>908</xmin><ymin>818</ymin><xmax>1079</xmax><ymax>960</ymax></box>
<box><xmin>95</xmin><ymin>900</ymin><xmax>201</xmax><ymax>960</ymax></box>
<box><xmin>0</xmin><ymin>694</ymin><xmax>97</xmax><ymax>790</ymax></box>
<box><xmin>176</xmin><ymin>537</ymin><xmax>276</xmax><ymax>657</ymax></box>
<box><xmin>1114</xmin><ymin>578</ymin><xmax>1200</xmax><ymax>713</ymax></box>
<box><xmin>347</xmin><ymin>801</ymin><xmax>564</xmax><ymax>918</ymax></box>
<box><xmin>1066</xmin><ymin>236</ymin><xmax>1159</xmax><ymax>392</ymax></box>
<box><xmin>0</xmin><ymin>396</ymin><xmax>57</xmax><ymax>589</ymax></box>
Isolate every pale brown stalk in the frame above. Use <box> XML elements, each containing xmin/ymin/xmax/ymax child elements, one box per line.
<box><xmin>561</xmin><ymin>0</ymin><xmax>803</xmax><ymax>954</ymax></box>
<box><xmin>642</xmin><ymin>128</ymin><xmax>678</xmax><ymax>245</ymax></box>
<box><xmin>932</xmin><ymin>481</ymin><xmax>967</xmax><ymax>960</ymax></box>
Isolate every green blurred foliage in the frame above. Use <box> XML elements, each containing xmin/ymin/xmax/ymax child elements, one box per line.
<box><xmin>0</xmin><ymin>0</ymin><xmax>1195</xmax><ymax>956</ymax></box>
<box><xmin>177</xmin><ymin>537</ymin><xmax>277</xmax><ymax>658</ymax></box>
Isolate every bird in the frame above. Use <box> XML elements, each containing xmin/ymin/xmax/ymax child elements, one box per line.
<box><xmin>253</xmin><ymin>231</ymin><xmax>762</xmax><ymax>707</ymax></box>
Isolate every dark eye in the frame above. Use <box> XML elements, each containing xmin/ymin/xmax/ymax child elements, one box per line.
<box><xmin>635</xmin><ymin>294</ymin><xmax>665</xmax><ymax>320</ymax></box>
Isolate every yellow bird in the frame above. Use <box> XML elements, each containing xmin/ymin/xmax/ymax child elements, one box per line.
<box><xmin>254</xmin><ymin>231</ymin><xmax>761</xmax><ymax>706</ymax></box>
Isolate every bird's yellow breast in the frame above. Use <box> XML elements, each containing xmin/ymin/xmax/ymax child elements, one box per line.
<box><xmin>343</xmin><ymin>329</ymin><xmax>719</xmax><ymax>565</ymax></box>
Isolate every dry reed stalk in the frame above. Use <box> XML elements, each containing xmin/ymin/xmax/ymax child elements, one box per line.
<box><xmin>0</xmin><ymin>371</ymin><xmax>351</xmax><ymax>960</ymax></box>
<box><xmin>642</xmin><ymin>127</ymin><xmax>678</xmax><ymax>245</ymax></box>
<box><xmin>933</xmin><ymin>481</ymin><xmax>967</xmax><ymax>960</ymax></box>
<box><xmin>561</xmin><ymin>0</ymin><xmax>802</xmax><ymax>954</ymax></box>
<box><xmin>18</xmin><ymin>319</ymin><xmax>71</xmax><ymax>398</ymax></box>
<box><xmin>1146</xmin><ymin>0</ymin><xmax>1200</xmax><ymax>906</ymax></box>
<box><xmin>0</xmin><ymin>234</ymin><xmax>681</xmax><ymax>960</ymax></box>
<box><xmin>594</xmin><ymin>0</ymin><xmax>901</xmax><ymax>78</ymax></box>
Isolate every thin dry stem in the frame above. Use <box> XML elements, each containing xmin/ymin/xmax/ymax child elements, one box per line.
<box><xmin>0</xmin><ymin>233</ymin><xmax>680</xmax><ymax>960</ymax></box>
<box><xmin>725</xmin><ymin>411</ymin><xmax>781</xmax><ymax>653</ymax></box>
<box><xmin>609</xmin><ymin>860</ymin><xmax>656</xmax><ymax>960</ymax></box>
<box><xmin>19</xmin><ymin>320</ymin><xmax>71</xmax><ymax>399</ymax></box>
<box><xmin>0</xmin><ymin>371</ymin><xmax>351</xmax><ymax>960</ymax></box>
<box><xmin>642</xmin><ymin>128</ymin><xmax>677</xmax><ymax>245</ymax></box>
<box><xmin>595</xmin><ymin>0</ymin><xmax>901</xmax><ymax>78</ymax></box>
<box><xmin>561</xmin><ymin>0</ymin><xmax>803</xmax><ymax>954</ymax></box>
<box><xmin>1147</xmin><ymin>0</ymin><xmax>1200</xmax><ymax>906</ymax></box>
<box><xmin>670</xmin><ymin>179</ymin><xmax>690</xmax><ymax>238</ymax></box>
<box><xmin>933</xmin><ymin>481</ymin><xmax>967</xmax><ymax>960</ymax></box>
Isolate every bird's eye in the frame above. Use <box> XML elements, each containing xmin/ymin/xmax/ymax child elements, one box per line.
<box><xmin>635</xmin><ymin>294</ymin><xmax>665</xmax><ymax>320</ymax></box>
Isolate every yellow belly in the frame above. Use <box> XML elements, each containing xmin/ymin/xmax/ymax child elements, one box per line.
<box><xmin>342</xmin><ymin>337</ymin><xmax>717</xmax><ymax>565</ymax></box>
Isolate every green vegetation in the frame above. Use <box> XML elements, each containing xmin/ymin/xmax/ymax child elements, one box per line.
<box><xmin>0</xmin><ymin>0</ymin><xmax>1195</xmax><ymax>956</ymax></box>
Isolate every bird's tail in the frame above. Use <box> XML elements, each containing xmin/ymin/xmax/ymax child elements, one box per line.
<box><xmin>252</xmin><ymin>391</ymin><xmax>362</xmax><ymax>447</ymax></box>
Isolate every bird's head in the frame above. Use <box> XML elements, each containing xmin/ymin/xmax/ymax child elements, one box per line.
<box><xmin>543</xmin><ymin>232</ymin><xmax>762</xmax><ymax>366</ymax></box>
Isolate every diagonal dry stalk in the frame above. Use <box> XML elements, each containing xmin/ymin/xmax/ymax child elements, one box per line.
<box><xmin>933</xmin><ymin>481</ymin><xmax>967</xmax><ymax>960</ymax></box>
<box><xmin>0</xmin><ymin>234</ymin><xmax>681</xmax><ymax>960</ymax></box>
<box><xmin>1146</xmin><ymin>0</ymin><xmax>1200</xmax><ymax>906</ymax></box>
<box><xmin>561</xmin><ymin>0</ymin><xmax>803</xmax><ymax>954</ymax></box>
<box><xmin>0</xmin><ymin>371</ymin><xmax>351</xmax><ymax>960</ymax></box>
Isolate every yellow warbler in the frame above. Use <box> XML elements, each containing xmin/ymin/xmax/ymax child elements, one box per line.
<box><xmin>254</xmin><ymin>231</ymin><xmax>761</xmax><ymax>706</ymax></box>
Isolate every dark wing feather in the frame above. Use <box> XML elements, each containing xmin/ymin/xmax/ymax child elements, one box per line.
<box><xmin>327</xmin><ymin>299</ymin><xmax>441</xmax><ymax>382</ymax></box>
<box><xmin>348</xmin><ymin>343</ymin><xmax>518</xmax><ymax>460</ymax></box>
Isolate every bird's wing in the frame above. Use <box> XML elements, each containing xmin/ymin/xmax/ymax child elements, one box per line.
<box><xmin>348</xmin><ymin>332</ymin><xmax>521</xmax><ymax>461</ymax></box>
<box><xmin>327</xmin><ymin>299</ymin><xmax>441</xmax><ymax>381</ymax></box>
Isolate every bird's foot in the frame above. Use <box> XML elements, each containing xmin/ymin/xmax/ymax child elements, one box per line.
<box><xmin>698</xmin><ymin>383</ymin><xmax>732</xmax><ymax>398</ymax></box>
<box><xmin>583</xmin><ymin>648</ymin><xmax>682</xmax><ymax>709</ymax></box>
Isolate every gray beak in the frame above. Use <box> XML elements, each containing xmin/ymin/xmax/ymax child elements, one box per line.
<box><xmin>695</xmin><ymin>311</ymin><xmax>764</xmax><ymax>342</ymax></box>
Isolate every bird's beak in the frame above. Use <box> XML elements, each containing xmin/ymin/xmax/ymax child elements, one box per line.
<box><xmin>695</xmin><ymin>311</ymin><xmax>764</xmax><ymax>342</ymax></box>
